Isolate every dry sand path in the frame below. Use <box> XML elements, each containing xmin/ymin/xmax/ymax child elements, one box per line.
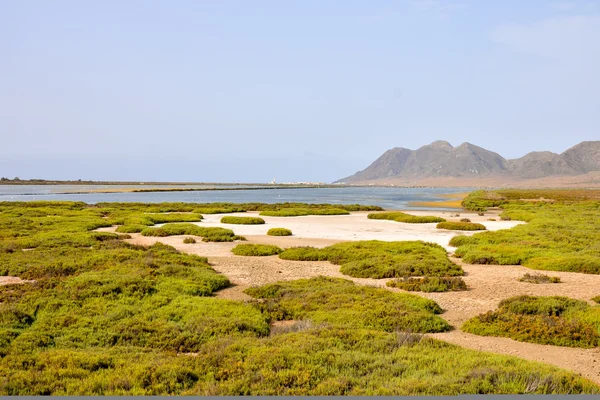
<box><xmin>99</xmin><ymin>211</ymin><xmax>600</xmax><ymax>383</ymax></box>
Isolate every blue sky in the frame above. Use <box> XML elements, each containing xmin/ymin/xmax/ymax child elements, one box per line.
<box><xmin>1</xmin><ymin>0</ymin><xmax>599</xmax><ymax>182</ymax></box>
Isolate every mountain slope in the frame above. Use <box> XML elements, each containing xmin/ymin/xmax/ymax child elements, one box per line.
<box><xmin>335</xmin><ymin>141</ymin><xmax>600</xmax><ymax>184</ymax></box>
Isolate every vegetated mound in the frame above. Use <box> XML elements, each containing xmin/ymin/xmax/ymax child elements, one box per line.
<box><xmin>387</xmin><ymin>277</ymin><xmax>468</xmax><ymax>292</ymax></box>
<box><xmin>260</xmin><ymin>208</ymin><xmax>350</xmax><ymax>217</ymax></box>
<box><xmin>221</xmin><ymin>216</ymin><xmax>265</xmax><ymax>225</ymax></box>
<box><xmin>140</xmin><ymin>223</ymin><xmax>245</xmax><ymax>242</ymax></box>
<box><xmin>193</xmin><ymin>207</ymin><xmax>246</xmax><ymax>214</ymax></box>
<box><xmin>232</xmin><ymin>244</ymin><xmax>283</xmax><ymax>256</ymax></box>
<box><xmin>267</xmin><ymin>228</ymin><xmax>292</xmax><ymax>236</ymax></box>
<box><xmin>245</xmin><ymin>276</ymin><xmax>449</xmax><ymax>333</ymax></box>
<box><xmin>278</xmin><ymin>241</ymin><xmax>462</xmax><ymax>278</ymax></box>
<box><xmin>453</xmin><ymin>189</ymin><xmax>600</xmax><ymax>273</ymax></box>
<box><xmin>368</xmin><ymin>212</ymin><xmax>445</xmax><ymax>223</ymax></box>
<box><xmin>183</xmin><ymin>237</ymin><xmax>196</xmax><ymax>244</ymax></box>
<box><xmin>0</xmin><ymin>201</ymin><xmax>598</xmax><ymax>395</ymax></box>
<box><xmin>463</xmin><ymin>295</ymin><xmax>600</xmax><ymax>348</ymax></box>
<box><xmin>436</xmin><ymin>221</ymin><xmax>486</xmax><ymax>231</ymax></box>
<box><xmin>519</xmin><ymin>273</ymin><xmax>560</xmax><ymax>284</ymax></box>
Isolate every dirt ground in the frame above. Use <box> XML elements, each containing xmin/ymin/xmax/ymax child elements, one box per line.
<box><xmin>95</xmin><ymin>210</ymin><xmax>600</xmax><ymax>383</ymax></box>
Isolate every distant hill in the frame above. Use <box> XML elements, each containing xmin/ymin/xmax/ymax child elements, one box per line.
<box><xmin>335</xmin><ymin>141</ymin><xmax>600</xmax><ymax>187</ymax></box>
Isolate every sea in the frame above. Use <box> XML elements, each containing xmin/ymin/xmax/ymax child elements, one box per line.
<box><xmin>0</xmin><ymin>185</ymin><xmax>470</xmax><ymax>210</ymax></box>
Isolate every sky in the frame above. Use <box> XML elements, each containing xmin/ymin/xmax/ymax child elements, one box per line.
<box><xmin>1</xmin><ymin>0</ymin><xmax>599</xmax><ymax>183</ymax></box>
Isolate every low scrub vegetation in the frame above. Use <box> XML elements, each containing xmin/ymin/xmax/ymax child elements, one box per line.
<box><xmin>452</xmin><ymin>189</ymin><xmax>600</xmax><ymax>274</ymax></box>
<box><xmin>193</xmin><ymin>207</ymin><xmax>246</xmax><ymax>214</ymax></box>
<box><xmin>183</xmin><ymin>237</ymin><xmax>196</xmax><ymax>244</ymax></box>
<box><xmin>260</xmin><ymin>208</ymin><xmax>349</xmax><ymax>217</ymax></box>
<box><xmin>0</xmin><ymin>201</ymin><xmax>598</xmax><ymax>394</ymax></box>
<box><xmin>266</xmin><ymin>228</ymin><xmax>292</xmax><ymax>236</ymax></box>
<box><xmin>220</xmin><ymin>216</ymin><xmax>265</xmax><ymax>225</ymax></box>
<box><xmin>519</xmin><ymin>273</ymin><xmax>560</xmax><ymax>284</ymax></box>
<box><xmin>279</xmin><ymin>241</ymin><xmax>463</xmax><ymax>278</ymax></box>
<box><xmin>437</xmin><ymin>221</ymin><xmax>486</xmax><ymax>231</ymax></box>
<box><xmin>232</xmin><ymin>244</ymin><xmax>283</xmax><ymax>256</ymax></box>
<box><xmin>245</xmin><ymin>277</ymin><xmax>450</xmax><ymax>333</ymax></box>
<box><xmin>387</xmin><ymin>277</ymin><xmax>468</xmax><ymax>292</ymax></box>
<box><xmin>140</xmin><ymin>223</ymin><xmax>244</xmax><ymax>242</ymax></box>
<box><xmin>463</xmin><ymin>296</ymin><xmax>600</xmax><ymax>348</ymax></box>
<box><xmin>368</xmin><ymin>212</ymin><xmax>445</xmax><ymax>224</ymax></box>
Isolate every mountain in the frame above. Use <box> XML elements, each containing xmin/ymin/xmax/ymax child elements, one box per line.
<box><xmin>335</xmin><ymin>141</ymin><xmax>600</xmax><ymax>186</ymax></box>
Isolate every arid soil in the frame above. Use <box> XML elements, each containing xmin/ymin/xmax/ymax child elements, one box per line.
<box><xmin>96</xmin><ymin>211</ymin><xmax>600</xmax><ymax>383</ymax></box>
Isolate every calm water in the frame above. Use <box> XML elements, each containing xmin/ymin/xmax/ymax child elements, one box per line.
<box><xmin>0</xmin><ymin>185</ymin><xmax>470</xmax><ymax>210</ymax></box>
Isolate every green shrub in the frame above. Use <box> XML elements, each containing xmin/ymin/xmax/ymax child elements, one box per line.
<box><xmin>141</xmin><ymin>223</ymin><xmax>243</xmax><ymax>242</ymax></box>
<box><xmin>279</xmin><ymin>241</ymin><xmax>463</xmax><ymax>278</ymax></box>
<box><xmin>0</xmin><ymin>201</ymin><xmax>598</xmax><ymax>395</ymax></box>
<box><xmin>463</xmin><ymin>295</ymin><xmax>600</xmax><ymax>348</ymax></box>
<box><xmin>368</xmin><ymin>212</ymin><xmax>445</xmax><ymax>224</ymax></box>
<box><xmin>437</xmin><ymin>222</ymin><xmax>486</xmax><ymax>231</ymax></box>
<box><xmin>245</xmin><ymin>277</ymin><xmax>449</xmax><ymax>333</ymax></box>
<box><xmin>220</xmin><ymin>216</ymin><xmax>265</xmax><ymax>225</ymax></box>
<box><xmin>193</xmin><ymin>207</ymin><xmax>246</xmax><ymax>214</ymax></box>
<box><xmin>519</xmin><ymin>273</ymin><xmax>560</xmax><ymax>284</ymax></box>
<box><xmin>266</xmin><ymin>228</ymin><xmax>292</xmax><ymax>236</ymax></box>
<box><xmin>232</xmin><ymin>244</ymin><xmax>283</xmax><ymax>256</ymax></box>
<box><xmin>460</xmin><ymin>218</ymin><xmax>471</xmax><ymax>223</ymax></box>
<box><xmin>452</xmin><ymin>190</ymin><xmax>600</xmax><ymax>274</ymax></box>
<box><xmin>183</xmin><ymin>237</ymin><xmax>196</xmax><ymax>244</ymax></box>
<box><xmin>259</xmin><ymin>208</ymin><xmax>350</xmax><ymax>217</ymax></box>
<box><xmin>387</xmin><ymin>277</ymin><xmax>468</xmax><ymax>292</ymax></box>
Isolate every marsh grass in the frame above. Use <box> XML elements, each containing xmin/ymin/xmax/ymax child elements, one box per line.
<box><xmin>453</xmin><ymin>190</ymin><xmax>600</xmax><ymax>274</ymax></box>
<box><xmin>387</xmin><ymin>277</ymin><xmax>468</xmax><ymax>292</ymax></box>
<box><xmin>259</xmin><ymin>208</ymin><xmax>350</xmax><ymax>217</ymax></box>
<box><xmin>463</xmin><ymin>295</ymin><xmax>600</xmax><ymax>348</ymax></box>
<box><xmin>266</xmin><ymin>228</ymin><xmax>292</xmax><ymax>236</ymax></box>
<box><xmin>232</xmin><ymin>244</ymin><xmax>283</xmax><ymax>256</ymax></box>
<box><xmin>279</xmin><ymin>241</ymin><xmax>463</xmax><ymax>278</ymax></box>
<box><xmin>0</xmin><ymin>201</ymin><xmax>598</xmax><ymax>395</ymax></box>
<box><xmin>519</xmin><ymin>273</ymin><xmax>561</xmax><ymax>284</ymax></box>
<box><xmin>437</xmin><ymin>221</ymin><xmax>486</xmax><ymax>231</ymax></box>
<box><xmin>220</xmin><ymin>216</ymin><xmax>265</xmax><ymax>225</ymax></box>
<box><xmin>368</xmin><ymin>212</ymin><xmax>445</xmax><ymax>224</ymax></box>
<box><xmin>140</xmin><ymin>223</ymin><xmax>244</xmax><ymax>242</ymax></box>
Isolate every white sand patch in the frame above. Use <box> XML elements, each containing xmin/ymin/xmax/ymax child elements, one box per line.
<box><xmin>159</xmin><ymin>210</ymin><xmax>522</xmax><ymax>250</ymax></box>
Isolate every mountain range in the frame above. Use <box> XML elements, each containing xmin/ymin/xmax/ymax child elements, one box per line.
<box><xmin>335</xmin><ymin>141</ymin><xmax>600</xmax><ymax>187</ymax></box>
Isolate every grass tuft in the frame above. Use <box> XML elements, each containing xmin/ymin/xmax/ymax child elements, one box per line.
<box><xmin>368</xmin><ymin>212</ymin><xmax>445</xmax><ymax>224</ymax></box>
<box><xmin>387</xmin><ymin>277</ymin><xmax>468</xmax><ymax>292</ymax></box>
<box><xmin>232</xmin><ymin>244</ymin><xmax>283</xmax><ymax>256</ymax></box>
<box><xmin>220</xmin><ymin>216</ymin><xmax>265</xmax><ymax>225</ymax></box>
<box><xmin>267</xmin><ymin>228</ymin><xmax>292</xmax><ymax>236</ymax></box>
<box><xmin>519</xmin><ymin>273</ymin><xmax>560</xmax><ymax>284</ymax></box>
<box><xmin>437</xmin><ymin>221</ymin><xmax>486</xmax><ymax>231</ymax></box>
<box><xmin>279</xmin><ymin>241</ymin><xmax>462</xmax><ymax>278</ymax></box>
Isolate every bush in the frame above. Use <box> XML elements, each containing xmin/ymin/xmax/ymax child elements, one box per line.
<box><xmin>267</xmin><ymin>228</ymin><xmax>292</xmax><ymax>236</ymax></box>
<box><xmin>279</xmin><ymin>241</ymin><xmax>463</xmax><ymax>278</ymax></box>
<box><xmin>141</xmin><ymin>223</ymin><xmax>243</xmax><ymax>242</ymax></box>
<box><xmin>183</xmin><ymin>237</ymin><xmax>196</xmax><ymax>244</ymax></box>
<box><xmin>436</xmin><ymin>222</ymin><xmax>486</xmax><ymax>231</ymax></box>
<box><xmin>387</xmin><ymin>277</ymin><xmax>468</xmax><ymax>292</ymax></box>
<box><xmin>463</xmin><ymin>295</ymin><xmax>600</xmax><ymax>348</ymax></box>
<box><xmin>460</xmin><ymin>218</ymin><xmax>471</xmax><ymax>223</ymax></box>
<box><xmin>245</xmin><ymin>276</ymin><xmax>450</xmax><ymax>333</ymax></box>
<box><xmin>519</xmin><ymin>273</ymin><xmax>560</xmax><ymax>284</ymax></box>
<box><xmin>259</xmin><ymin>208</ymin><xmax>349</xmax><ymax>217</ymax></box>
<box><xmin>232</xmin><ymin>244</ymin><xmax>283</xmax><ymax>256</ymax></box>
<box><xmin>368</xmin><ymin>212</ymin><xmax>445</xmax><ymax>224</ymax></box>
<box><xmin>220</xmin><ymin>216</ymin><xmax>265</xmax><ymax>225</ymax></box>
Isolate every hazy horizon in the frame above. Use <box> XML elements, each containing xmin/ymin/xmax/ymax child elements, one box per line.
<box><xmin>2</xmin><ymin>1</ymin><xmax>599</xmax><ymax>183</ymax></box>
